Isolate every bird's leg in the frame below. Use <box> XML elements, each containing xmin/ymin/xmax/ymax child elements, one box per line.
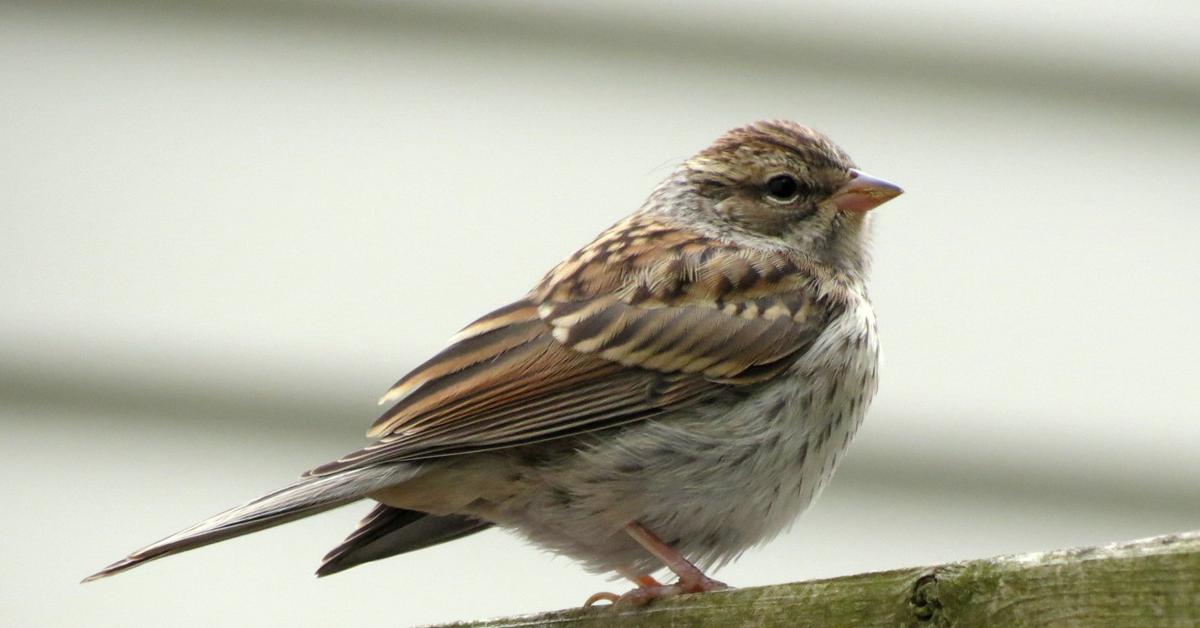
<box><xmin>583</xmin><ymin>522</ymin><xmax>728</xmax><ymax>607</ymax></box>
<box><xmin>624</xmin><ymin>521</ymin><xmax>728</xmax><ymax>594</ymax></box>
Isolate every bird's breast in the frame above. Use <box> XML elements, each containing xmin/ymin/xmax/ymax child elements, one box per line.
<box><xmin>463</xmin><ymin>296</ymin><xmax>880</xmax><ymax>575</ymax></box>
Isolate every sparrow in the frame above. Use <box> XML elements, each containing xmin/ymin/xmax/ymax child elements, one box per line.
<box><xmin>84</xmin><ymin>120</ymin><xmax>902</xmax><ymax>606</ymax></box>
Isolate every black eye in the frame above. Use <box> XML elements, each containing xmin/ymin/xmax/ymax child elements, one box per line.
<box><xmin>766</xmin><ymin>174</ymin><xmax>800</xmax><ymax>201</ymax></box>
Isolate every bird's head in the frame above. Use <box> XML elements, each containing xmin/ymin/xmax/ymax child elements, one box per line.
<box><xmin>668</xmin><ymin>120</ymin><xmax>902</xmax><ymax>277</ymax></box>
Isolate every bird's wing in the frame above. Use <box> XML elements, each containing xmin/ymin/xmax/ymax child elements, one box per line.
<box><xmin>307</xmin><ymin>216</ymin><xmax>842</xmax><ymax>476</ymax></box>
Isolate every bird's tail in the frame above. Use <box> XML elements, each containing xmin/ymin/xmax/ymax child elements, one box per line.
<box><xmin>83</xmin><ymin>464</ymin><xmax>413</xmax><ymax>582</ymax></box>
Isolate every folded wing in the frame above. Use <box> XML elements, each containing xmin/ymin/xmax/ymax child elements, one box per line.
<box><xmin>308</xmin><ymin>216</ymin><xmax>841</xmax><ymax>476</ymax></box>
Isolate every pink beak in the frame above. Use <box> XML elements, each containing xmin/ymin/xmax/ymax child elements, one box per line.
<box><xmin>830</xmin><ymin>169</ymin><xmax>903</xmax><ymax>212</ymax></box>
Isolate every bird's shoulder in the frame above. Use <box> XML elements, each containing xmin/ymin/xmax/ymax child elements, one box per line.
<box><xmin>533</xmin><ymin>213</ymin><xmax>825</xmax><ymax>306</ymax></box>
<box><xmin>528</xmin><ymin>214</ymin><xmax>857</xmax><ymax>375</ymax></box>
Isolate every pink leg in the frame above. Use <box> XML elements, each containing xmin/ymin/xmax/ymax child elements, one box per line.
<box><xmin>583</xmin><ymin>522</ymin><xmax>730</xmax><ymax>607</ymax></box>
<box><xmin>624</xmin><ymin>522</ymin><xmax>727</xmax><ymax>593</ymax></box>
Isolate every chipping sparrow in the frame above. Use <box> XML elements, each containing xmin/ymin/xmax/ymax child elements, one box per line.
<box><xmin>85</xmin><ymin>120</ymin><xmax>902</xmax><ymax>606</ymax></box>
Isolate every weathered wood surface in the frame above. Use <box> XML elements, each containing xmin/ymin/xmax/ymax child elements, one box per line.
<box><xmin>436</xmin><ymin>530</ymin><xmax>1200</xmax><ymax>627</ymax></box>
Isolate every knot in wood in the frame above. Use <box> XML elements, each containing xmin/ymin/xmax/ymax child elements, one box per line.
<box><xmin>910</xmin><ymin>571</ymin><xmax>943</xmax><ymax>623</ymax></box>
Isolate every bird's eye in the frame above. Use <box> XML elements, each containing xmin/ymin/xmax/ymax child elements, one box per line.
<box><xmin>765</xmin><ymin>174</ymin><xmax>801</xmax><ymax>201</ymax></box>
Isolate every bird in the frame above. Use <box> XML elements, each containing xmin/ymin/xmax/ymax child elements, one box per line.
<box><xmin>84</xmin><ymin>120</ymin><xmax>902</xmax><ymax>606</ymax></box>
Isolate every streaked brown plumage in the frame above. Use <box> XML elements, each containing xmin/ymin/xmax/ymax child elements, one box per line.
<box><xmin>85</xmin><ymin>120</ymin><xmax>902</xmax><ymax>607</ymax></box>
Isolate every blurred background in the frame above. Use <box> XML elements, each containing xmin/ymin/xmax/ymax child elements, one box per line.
<box><xmin>3</xmin><ymin>1</ymin><xmax>1198</xmax><ymax>626</ymax></box>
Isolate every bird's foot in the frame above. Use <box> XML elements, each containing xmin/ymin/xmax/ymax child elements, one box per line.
<box><xmin>583</xmin><ymin>574</ymin><xmax>729</xmax><ymax>608</ymax></box>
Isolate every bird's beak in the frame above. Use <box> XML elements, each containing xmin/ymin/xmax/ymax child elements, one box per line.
<box><xmin>830</xmin><ymin>169</ymin><xmax>903</xmax><ymax>213</ymax></box>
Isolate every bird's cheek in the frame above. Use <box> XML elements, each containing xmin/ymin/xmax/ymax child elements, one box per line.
<box><xmin>712</xmin><ymin>198</ymin><xmax>752</xmax><ymax>227</ymax></box>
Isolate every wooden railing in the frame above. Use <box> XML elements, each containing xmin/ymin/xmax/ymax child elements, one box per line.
<box><xmin>437</xmin><ymin>530</ymin><xmax>1200</xmax><ymax>627</ymax></box>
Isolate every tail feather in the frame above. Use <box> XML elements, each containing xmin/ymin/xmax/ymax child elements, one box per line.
<box><xmin>83</xmin><ymin>465</ymin><xmax>412</xmax><ymax>582</ymax></box>
<box><xmin>316</xmin><ymin>504</ymin><xmax>491</xmax><ymax>577</ymax></box>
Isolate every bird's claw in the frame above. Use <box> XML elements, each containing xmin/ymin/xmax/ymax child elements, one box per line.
<box><xmin>583</xmin><ymin>591</ymin><xmax>621</xmax><ymax>607</ymax></box>
<box><xmin>583</xmin><ymin>575</ymin><xmax>730</xmax><ymax>608</ymax></box>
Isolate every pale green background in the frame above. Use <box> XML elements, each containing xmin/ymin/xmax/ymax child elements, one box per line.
<box><xmin>3</xmin><ymin>1</ymin><xmax>1198</xmax><ymax>626</ymax></box>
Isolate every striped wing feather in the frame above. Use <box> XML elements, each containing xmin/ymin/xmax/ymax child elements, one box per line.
<box><xmin>308</xmin><ymin>218</ymin><xmax>837</xmax><ymax>476</ymax></box>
